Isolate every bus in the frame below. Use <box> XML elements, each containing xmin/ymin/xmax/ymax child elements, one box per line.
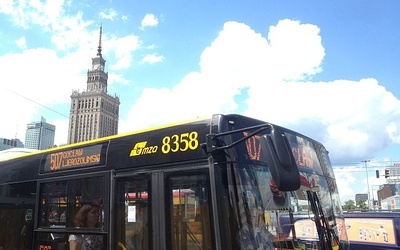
<box><xmin>343</xmin><ymin>211</ymin><xmax>400</xmax><ymax>250</ymax></box>
<box><xmin>0</xmin><ymin>114</ymin><xmax>349</xmax><ymax>249</ymax></box>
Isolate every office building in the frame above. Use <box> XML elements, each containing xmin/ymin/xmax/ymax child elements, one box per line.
<box><xmin>0</xmin><ymin>138</ymin><xmax>24</xmax><ymax>151</ymax></box>
<box><xmin>355</xmin><ymin>193</ymin><xmax>368</xmax><ymax>203</ymax></box>
<box><xmin>68</xmin><ymin>25</ymin><xmax>120</xmax><ymax>144</ymax></box>
<box><xmin>25</xmin><ymin>117</ymin><xmax>55</xmax><ymax>150</ymax></box>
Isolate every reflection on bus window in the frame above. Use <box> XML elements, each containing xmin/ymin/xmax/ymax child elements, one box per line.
<box><xmin>38</xmin><ymin>176</ymin><xmax>105</xmax><ymax>229</ymax></box>
<box><xmin>235</xmin><ymin>164</ymin><xmax>275</xmax><ymax>249</ymax></box>
<box><xmin>0</xmin><ymin>182</ymin><xmax>35</xmax><ymax>250</ymax></box>
<box><xmin>167</xmin><ymin>171</ymin><xmax>213</xmax><ymax>249</ymax></box>
<box><xmin>116</xmin><ymin>177</ymin><xmax>150</xmax><ymax>250</ymax></box>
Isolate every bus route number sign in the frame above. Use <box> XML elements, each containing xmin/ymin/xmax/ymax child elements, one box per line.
<box><xmin>41</xmin><ymin>143</ymin><xmax>107</xmax><ymax>173</ymax></box>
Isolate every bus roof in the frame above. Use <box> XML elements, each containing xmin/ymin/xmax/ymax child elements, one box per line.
<box><xmin>0</xmin><ymin>148</ymin><xmax>38</xmax><ymax>162</ymax></box>
<box><xmin>0</xmin><ymin>115</ymin><xmax>216</xmax><ymax>182</ymax></box>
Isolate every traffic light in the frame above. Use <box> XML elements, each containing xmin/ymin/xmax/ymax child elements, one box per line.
<box><xmin>385</xmin><ymin>169</ymin><xmax>389</xmax><ymax>178</ymax></box>
<box><xmin>376</xmin><ymin>170</ymin><xmax>379</xmax><ymax>178</ymax></box>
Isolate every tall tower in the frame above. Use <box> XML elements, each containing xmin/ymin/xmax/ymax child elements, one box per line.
<box><xmin>68</xmin><ymin>25</ymin><xmax>120</xmax><ymax>144</ymax></box>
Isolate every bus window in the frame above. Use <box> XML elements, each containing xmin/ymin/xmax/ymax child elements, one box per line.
<box><xmin>115</xmin><ymin>176</ymin><xmax>150</xmax><ymax>250</ymax></box>
<box><xmin>39</xmin><ymin>180</ymin><xmax>68</xmax><ymax>227</ymax></box>
<box><xmin>166</xmin><ymin>171</ymin><xmax>213</xmax><ymax>250</ymax></box>
<box><xmin>0</xmin><ymin>181</ymin><xmax>36</xmax><ymax>250</ymax></box>
<box><xmin>38</xmin><ymin>176</ymin><xmax>105</xmax><ymax>229</ymax></box>
<box><xmin>36</xmin><ymin>176</ymin><xmax>106</xmax><ymax>249</ymax></box>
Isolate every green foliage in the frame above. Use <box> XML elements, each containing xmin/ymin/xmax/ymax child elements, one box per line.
<box><xmin>342</xmin><ymin>199</ymin><xmax>356</xmax><ymax>210</ymax></box>
<box><xmin>357</xmin><ymin>200</ymin><xmax>369</xmax><ymax>210</ymax></box>
<box><xmin>343</xmin><ymin>199</ymin><xmax>370</xmax><ymax>210</ymax></box>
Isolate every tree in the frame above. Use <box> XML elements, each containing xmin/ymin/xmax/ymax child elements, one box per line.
<box><xmin>356</xmin><ymin>199</ymin><xmax>368</xmax><ymax>210</ymax></box>
<box><xmin>342</xmin><ymin>199</ymin><xmax>356</xmax><ymax>210</ymax></box>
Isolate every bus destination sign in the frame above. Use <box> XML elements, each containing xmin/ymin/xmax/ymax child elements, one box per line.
<box><xmin>40</xmin><ymin>143</ymin><xmax>108</xmax><ymax>173</ymax></box>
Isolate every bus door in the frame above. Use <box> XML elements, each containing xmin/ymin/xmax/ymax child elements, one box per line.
<box><xmin>115</xmin><ymin>168</ymin><xmax>214</xmax><ymax>250</ymax></box>
<box><xmin>115</xmin><ymin>174</ymin><xmax>151</xmax><ymax>249</ymax></box>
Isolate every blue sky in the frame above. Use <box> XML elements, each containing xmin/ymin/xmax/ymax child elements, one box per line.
<box><xmin>1</xmin><ymin>0</ymin><xmax>400</xmax><ymax>204</ymax></box>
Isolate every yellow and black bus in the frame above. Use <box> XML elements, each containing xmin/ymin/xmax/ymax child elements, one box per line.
<box><xmin>0</xmin><ymin>114</ymin><xmax>349</xmax><ymax>249</ymax></box>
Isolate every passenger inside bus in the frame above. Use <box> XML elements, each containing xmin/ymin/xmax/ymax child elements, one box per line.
<box><xmin>48</xmin><ymin>209</ymin><xmax>59</xmax><ymax>223</ymax></box>
<box><xmin>68</xmin><ymin>203</ymin><xmax>104</xmax><ymax>250</ymax></box>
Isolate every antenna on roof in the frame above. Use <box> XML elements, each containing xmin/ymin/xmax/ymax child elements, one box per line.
<box><xmin>97</xmin><ymin>23</ymin><xmax>103</xmax><ymax>57</ymax></box>
<box><xmin>14</xmin><ymin>124</ymin><xmax>18</xmax><ymax>139</ymax></box>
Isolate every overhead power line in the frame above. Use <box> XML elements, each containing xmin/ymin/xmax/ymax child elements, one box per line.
<box><xmin>1</xmin><ymin>86</ymin><xmax>69</xmax><ymax>118</ymax></box>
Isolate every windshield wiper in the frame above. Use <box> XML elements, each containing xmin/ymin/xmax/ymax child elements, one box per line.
<box><xmin>306</xmin><ymin>190</ymin><xmax>341</xmax><ymax>250</ymax></box>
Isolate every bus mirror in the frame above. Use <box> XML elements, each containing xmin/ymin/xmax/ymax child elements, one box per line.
<box><xmin>264</xmin><ymin>128</ymin><xmax>300</xmax><ymax>191</ymax></box>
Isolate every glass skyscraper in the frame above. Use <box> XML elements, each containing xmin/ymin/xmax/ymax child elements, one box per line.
<box><xmin>25</xmin><ymin>117</ymin><xmax>55</xmax><ymax>150</ymax></box>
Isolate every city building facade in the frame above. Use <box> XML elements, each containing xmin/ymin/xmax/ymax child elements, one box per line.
<box><xmin>385</xmin><ymin>163</ymin><xmax>400</xmax><ymax>184</ymax></box>
<box><xmin>67</xmin><ymin>25</ymin><xmax>120</xmax><ymax>144</ymax></box>
<box><xmin>381</xmin><ymin>195</ymin><xmax>400</xmax><ymax>210</ymax></box>
<box><xmin>0</xmin><ymin>138</ymin><xmax>24</xmax><ymax>151</ymax></box>
<box><xmin>25</xmin><ymin>117</ymin><xmax>55</xmax><ymax>150</ymax></box>
<box><xmin>376</xmin><ymin>185</ymin><xmax>395</xmax><ymax>208</ymax></box>
<box><xmin>355</xmin><ymin>193</ymin><xmax>368</xmax><ymax>204</ymax></box>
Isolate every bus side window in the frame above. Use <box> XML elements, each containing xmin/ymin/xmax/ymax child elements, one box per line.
<box><xmin>0</xmin><ymin>182</ymin><xmax>36</xmax><ymax>250</ymax></box>
<box><xmin>38</xmin><ymin>176</ymin><xmax>105</xmax><ymax>229</ymax></box>
<box><xmin>39</xmin><ymin>180</ymin><xmax>69</xmax><ymax>228</ymax></box>
<box><xmin>166</xmin><ymin>170</ymin><xmax>213</xmax><ymax>250</ymax></box>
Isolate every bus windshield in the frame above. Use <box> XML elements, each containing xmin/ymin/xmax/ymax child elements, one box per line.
<box><xmin>232</xmin><ymin>131</ymin><xmax>346</xmax><ymax>250</ymax></box>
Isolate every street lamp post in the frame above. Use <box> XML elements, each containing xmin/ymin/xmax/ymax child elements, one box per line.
<box><xmin>362</xmin><ymin>160</ymin><xmax>371</xmax><ymax>208</ymax></box>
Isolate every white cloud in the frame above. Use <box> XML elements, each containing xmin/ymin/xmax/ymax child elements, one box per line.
<box><xmin>1</xmin><ymin>3</ymin><xmax>399</xmax><ymax>206</ymax></box>
<box><xmin>141</xmin><ymin>53</ymin><xmax>164</xmax><ymax>64</ymax></box>
<box><xmin>146</xmin><ymin>44</ymin><xmax>156</xmax><ymax>50</ymax></box>
<box><xmin>1</xmin><ymin>0</ymin><xmax>399</xmax><ymax>175</ymax></box>
<box><xmin>15</xmin><ymin>36</ymin><xmax>27</xmax><ymax>49</ymax></box>
<box><xmin>333</xmin><ymin>169</ymin><xmax>357</xmax><ymax>203</ymax></box>
<box><xmin>108</xmin><ymin>73</ymin><xmax>131</xmax><ymax>86</ymax></box>
<box><xmin>107</xmin><ymin>34</ymin><xmax>140</xmax><ymax>70</ymax></box>
<box><xmin>268</xmin><ymin>19</ymin><xmax>324</xmax><ymax>80</ymax></box>
<box><xmin>0</xmin><ymin>47</ymin><xmax>86</xmax><ymax>141</ymax></box>
<box><xmin>52</xmin><ymin>118</ymin><xmax>69</xmax><ymax>146</ymax></box>
<box><xmin>121</xmin><ymin>20</ymin><xmax>400</xmax><ymax>166</ymax></box>
<box><xmin>2</xmin><ymin>0</ymin><xmax>64</xmax><ymax>29</ymax></box>
<box><xmin>122</xmin><ymin>20</ymin><xmax>324</xmax><ymax>131</ymax></box>
<box><xmin>0</xmin><ymin>0</ymin><xmax>14</xmax><ymax>14</ymax></box>
<box><xmin>0</xmin><ymin>1</ymin><xmax>143</xmax><ymax>146</ymax></box>
<box><xmin>140</xmin><ymin>13</ymin><xmax>158</xmax><ymax>29</ymax></box>
<box><xmin>50</xmin><ymin>13</ymin><xmax>94</xmax><ymax>51</ymax></box>
<box><xmin>100</xmin><ymin>8</ymin><xmax>118</xmax><ymax>21</ymax></box>
<box><xmin>0</xmin><ymin>48</ymin><xmax>85</xmax><ymax>102</ymax></box>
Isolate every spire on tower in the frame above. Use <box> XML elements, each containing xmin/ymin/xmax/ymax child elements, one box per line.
<box><xmin>97</xmin><ymin>24</ymin><xmax>103</xmax><ymax>57</ymax></box>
